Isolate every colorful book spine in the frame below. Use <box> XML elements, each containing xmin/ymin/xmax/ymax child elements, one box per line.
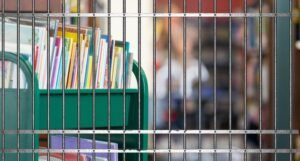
<box><xmin>67</xmin><ymin>42</ymin><xmax>77</xmax><ymax>88</ymax></box>
<box><xmin>86</xmin><ymin>56</ymin><xmax>93</xmax><ymax>88</ymax></box>
<box><xmin>51</xmin><ymin>37</ymin><xmax>62</xmax><ymax>89</ymax></box>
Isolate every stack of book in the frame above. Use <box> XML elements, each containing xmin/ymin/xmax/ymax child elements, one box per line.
<box><xmin>0</xmin><ymin>17</ymin><xmax>133</xmax><ymax>89</ymax></box>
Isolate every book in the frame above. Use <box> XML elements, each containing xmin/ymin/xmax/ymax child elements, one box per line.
<box><xmin>0</xmin><ymin>19</ymin><xmax>134</xmax><ymax>90</ymax></box>
<box><xmin>50</xmin><ymin>135</ymin><xmax>118</xmax><ymax>161</ymax></box>
<box><xmin>51</xmin><ymin>37</ymin><xmax>63</xmax><ymax>89</ymax></box>
<box><xmin>86</xmin><ymin>56</ymin><xmax>93</xmax><ymax>88</ymax></box>
<box><xmin>39</xmin><ymin>153</ymin><xmax>88</xmax><ymax>161</ymax></box>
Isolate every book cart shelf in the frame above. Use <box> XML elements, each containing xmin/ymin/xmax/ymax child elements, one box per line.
<box><xmin>0</xmin><ymin>52</ymin><xmax>149</xmax><ymax>161</ymax></box>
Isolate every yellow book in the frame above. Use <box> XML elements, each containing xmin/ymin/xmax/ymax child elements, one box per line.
<box><xmin>67</xmin><ymin>42</ymin><xmax>77</xmax><ymax>88</ymax></box>
<box><xmin>86</xmin><ymin>56</ymin><xmax>93</xmax><ymax>89</ymax></box>
<box><xmin>111</xmin><ymin>47</ymin><xmax>121</xmax><ymax>88</ymax></box>
<box><xmin>57</xmin><ymin>26</ymin><xmax>87</xmax><ymax>43</ymax></box>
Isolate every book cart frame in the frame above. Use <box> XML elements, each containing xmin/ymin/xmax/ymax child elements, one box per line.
<box><xmin>1</xmin><ymin>52</ymin><xmax>149</xmax><ymax>161</ymax></box>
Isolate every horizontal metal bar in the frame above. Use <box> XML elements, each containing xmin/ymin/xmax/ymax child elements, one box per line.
<box><xmin>0</xmin><ymin>12</ymin><xmax>297</xmax><ymax>18</ymax></box>
<box><xmin>1</xmin><ymin>130</ymin><xmax>298</xmax><ymax>134</ymax></box>
<box><xmin>2</xmin><ymin>149</ymin><xmax>299</xmax><ymax>154</ymax></box>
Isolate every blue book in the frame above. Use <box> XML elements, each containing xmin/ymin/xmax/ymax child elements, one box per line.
<box><xmin>50</xmin><ymin>135</ymin><xmax>118</xmax><ymax>161</ymax></box>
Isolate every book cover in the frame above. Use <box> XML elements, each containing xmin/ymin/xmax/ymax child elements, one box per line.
<box><xmin>95</xmin><ymin>39</ymin><xmax>103</xmax><ymax>88</ymax></box>
<box><xmin>82</xmin><ymin>43</ymin><xmax>90</xmax><ymax>88</ymax></box>
<box><xmin>79</xmin><ymin>35</ymin><xmax>88</xmax><ymax>88</ymax></box>
<box><xmin>114</xmin><ymin>47</ymin><xmax>122</xmax><ymax>88</ymax></box>
<box><xmin>56</xmin><ymin>38</ymin><xmax>71</xmax><ymax>89</ymax></box>
<box><xmin>99</xmin><ymin>39</ymin><xmax>108</xmax><ymax>88</ymax></box>
<box><xmin>71</xmin><ymin>55</ymin><xmax>78</xmax><ymax>88</ymax></box>
<box><xmin>67</xmin><ymin>42</ymin><xmax>77</xmax><ymax>88</ymax></box>
<box><xmin>126</xmin><ymin>52</ymin><xmax>134</xmax><ymax>88</ymax></box>
<box><xmin>0</xmin><ymin>21</ymin><xmax>47</xmax><ymax>64</ymax></box>
<box><xmin>86</xmin><ymin>56</ymin><xmax>93</xmax><ymax>88</ymax></box>
<box><xmin>51</xmin><ymin>37</ymin><xmax>62</xmax><ymax>89</ymax></box>
<box><xmin>50</xmin><ymin>135</ymin><xmax>118</xmax><ymax>161</ymax></box>
<box><xmin>57</xmin><ymin>25</ymin><xmax>88</xmax><ymax>43</ymax></box>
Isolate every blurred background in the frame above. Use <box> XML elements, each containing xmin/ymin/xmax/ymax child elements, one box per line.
<box><xmin>2</xmin><ymin>0</ymin><xmax>299</xmax><ymax>160</ymax></box>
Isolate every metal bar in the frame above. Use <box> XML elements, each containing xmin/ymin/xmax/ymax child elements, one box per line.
<box><xmin>0</xmin><ymin>12</ymin><xmax>297</xmax><ymax>18</ymax></box>
<box><xmin>16</xmin><ymin>0</ymin><xmax>20</xmax><ymax>160</ymax></box>
<box><xmin>138</xmin><ymin>0</ymin><xmax>141</xmax><ymax>160</ymax></box>
<box><xmin>274</xmin><ymin>0</ymin><xmax>278</xmax><ymax>160</ymax></box>
<box><xmin>2</xmin><ymin>148</ymin><xmax>300</xmax><ymax>154</ymax></box>
<box><xmin>31</xmin><ymin>0</ymin><xmax>36</xmax><ymax>160</ymax></box>
<box><xmin>243</xmin><ymin>0</ymin><xmax>248</xmax><ymax>160</ymax></box>
<box><xmin>198</xmin><ymin>0</ymin><xmax>202</xmax><ymax>160</ymax></box>
<box><xmin>213</xmin><ymin>0</ymin><xmax>217</xmax><ymax>160</ymax></box>
<box><xmin>1</xmin><ymin>129</ymin><xmax>298</xmax><ymax>134</ymax></box>
<box><xmin>289</xmin><ymin>0</ymin><xmax>293</xmax><ymax>160</ymax></box>
<box><xmin>229</xmin><ymin>0</ymin><xmax>232</xmax><ymax>160</ymax></box>
<box><xmin>46</xmin><ymin>0</ymin><xmax>51</xmax><ymax>160</ymax></box>
<box><xmin>183</xmin><ymin>0</ymin><xmax>187</xmax><ymax>160</ymax></box>
<box><xmin>259</xmin><ymin>0</ymin><xmax>263</xmax><ymax>160</ymax></box>
<box><xmin>122</xmin><ymin>0</ymin><xmax>126</xmax><ymax>160</ymax></box>
<box><xmin>153</xmin><ymin>0</ymin><xmax>157</xmax><ymax>161</ymax></box>
<box><xmin>76</xmin><ymin>0</ymin><xmax>81</xmax><ymax>160</ymax></box>
<box><xmin>107</xmin><ymin>0</ymin><xmax>112</xmax><ymax>160</ymax></box>
<box><xmin>167</xmin><ymin>0</ymin><xmax>171</xmax><ymax>161</ymax></box>
<box><xmin>1</xmin><ymin>0</ymin><xmax>5</xmax><ymax>160</ymax></box>
<box><xmin>62</xmin><ymin>0</ymin><xmax>66</xmax><ymax>160</ymax></box>
<box><xmin>91</xmin><ymin>0</ymin><xmax>96</xmax><ymax>160</ymax></box>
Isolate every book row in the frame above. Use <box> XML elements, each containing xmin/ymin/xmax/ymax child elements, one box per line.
<box><xmin>0</xmin><ymin>17</ymin><xmax>133</xmax><ymax>89</ymax></box>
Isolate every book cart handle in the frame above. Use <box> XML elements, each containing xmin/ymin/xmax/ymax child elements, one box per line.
<box><xmin>132</xmin><ymin>60</ymin><xmax>148</xmax><ymax>107</ymax></box>
<box><xmin>132</xmin><ymin>60</ymin><xmax>149</xmax><ymax>152</ymax></box>
<box><xmin>0</xmin><ymin>52</ymin><xmax>39</xmax><ymax>91</ymax></box>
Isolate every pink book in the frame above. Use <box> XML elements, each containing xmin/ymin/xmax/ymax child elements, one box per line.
<box><xmin>71</xmin><ymin>56</ymin><xmax>78</xmax><ymax>88</ymax></box>
<box><xmin>51</xmin><ymin>37</ymin><xmax>62</xmax><ymax>89</ymax></box>
<box><xmin>39</xmin><ymin>153</ymin><xmax>88</xmax><ymax>161</ymax></box>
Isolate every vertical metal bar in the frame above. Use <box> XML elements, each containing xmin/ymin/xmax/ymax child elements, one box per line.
<box><xmin>138</xmin><ymin>0</ymin><xmax>141</xmax><ymax>160</ymax></box>
<box><xmin>1</xmin><ymin>0</ymin><xmax>5</xmax><ymax>160</ymax></box>
<box><xmin>76</xmin><ymin>0</ymin><xmax>81</xmax><ymax>160</ymax></box>
<box><xmin>61</xmin><ymin>0</ymin><xmax>65</xmax><ymax>161</ymax></box>
<box><xmin>167</xmin><ymin>0</ymin><xmax>171</xmax><ymax>160</ymax></box>
<box><xmin>62</xmin><ymin>0</ymin><xmax>66</xmax><ymax>160</ymax></box>
<box><xmin>213</xmin><ymin>0</ymin><xmax>217</xmax><ymax>160</ymax></box>
<box><xmin>122</xmin><ymin>0</ymin><xmax>127</xmax><ymax>160</ymax></box>
<box><xmin>183</xmin><ymin>0</ymin><xmax>187</xmax><ymax>161</ymax></box>
<box><xmin>153</xmin><ymin>0</ymin><xmax>157</xmax><ymax>160</ymax></box>
<box><xmin>273</xmin><ymin>0</ymin><xmax>277</xmax><ymax>159</ymax></box>
<box><xmin>31</xmin><ymin>0</ymin><xmax>36</xmax><ymax>160</ymax></box>
<box><xmin>289</xmin><ymin>0</ymin><xmax>293</xmax><ymax>160</ymax></box>
<box><xmin>198</xmin><ymin>0</ymin><xmax>202</xmax><ymax>160</ymax></box>
<box><xmin>229</xmin><ymin>0</ymin><xmax>232</xmax><ymax>160</ymax></box>
<box><xmin>16</xmin><ymin>0</ymin><xmax>20</xmax><ymax>159</ymax></box>
<box><xmin>258</xmin><ymin>0</ymin><xmax>263</xmax><ymax>160</ymax></box>
<box><xmin>46</xmin><ymin>0</ymin><xmax>50</xmax><ymax>159</ymax></box>
<box><xmin>92</xmin><ymin>0</ymin><xmax>96</xmax><ymax>160</ymax></box>
<box><xmin>243</xmin><ymin>0</ymin><xmax>248</xmax><ymax>160</ymax></box>
<box><xmin>107</xmin><ymin>0</ymin><xmax>111</xmax><ymax>159</ymax></box>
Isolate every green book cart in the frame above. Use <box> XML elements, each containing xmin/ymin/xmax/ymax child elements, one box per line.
<box><xmin>1</xmin><ymin>52</ymin><xmax>149</xmax><ymax>161</ymax></box>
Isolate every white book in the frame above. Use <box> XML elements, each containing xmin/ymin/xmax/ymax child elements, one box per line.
<box><xmin>52</xmin><ymin>39</ymin><xmax>62</xmax><ymax>89</ymax></box>
<box><xmin>80</xmin><ymin>38</ymin><xmax>87</xmax><ymax>88</ymax></box>
<box><xmin>99</xmin><ymin>41</ymin><xmax>108</xmax><ymax>88</ymax></box>
<box><xmin>5</xmin><ymin>62</ymin><xmax>11</xmax><ymax>88</ymax></box>
<box><xmin>117</xmin><ymin>48</ymin><xmax>124</xmax><ymax>88</ymax></box>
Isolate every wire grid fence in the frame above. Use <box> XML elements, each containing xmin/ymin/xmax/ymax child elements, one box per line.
<box><xmin>0</xmin><ymin>0</ymin><xmax>298</xmax><ymax>161</ymax></box>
